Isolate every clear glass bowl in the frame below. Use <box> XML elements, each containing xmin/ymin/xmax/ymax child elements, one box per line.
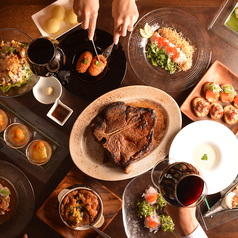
<box><xmin>26</xmin><ymin>139</ymin><xmax>52</xmax><ymax>165</ymax></box>
<box><xmin>4</xmin><ymin>123</ymin><xmax>31</xmax><ymax>149</ymax></box>
<box><xmin>128</xmin><ymin>8</ymin><xmax>212</xmax><ymax>92</ymax></box>
<box><xmin>0</xmin><ymin>28</ymin><xmax>39</xmax><ymax>97</ymax></box>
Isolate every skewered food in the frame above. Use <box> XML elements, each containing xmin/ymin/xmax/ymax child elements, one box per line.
<box><xmin>91</xmin><ymin>101</ymin><xmax>157</xmax><ymax>173</ymax></box>
<box><xmin>192</xmin><ymin>97</ymin><xmax>210</xmax><ymax>117</ymax></box>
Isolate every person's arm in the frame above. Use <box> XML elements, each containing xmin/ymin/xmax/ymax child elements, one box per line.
<box><xmin>112</xmin><ymin>0</ymin><xmax>139</xmax><ymax>44</ymax></box>
<box><xmin>73</xmin><ymin>0</ymin><xmax>99</xmax><ymax>40</ymax></box>
<box><xmin>166</xmin><ymin>204</ymin><xmax>207</xmax><ymax>238</ymax></box>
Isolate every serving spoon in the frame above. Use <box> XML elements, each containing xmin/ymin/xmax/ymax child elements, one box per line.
<box><xmin>79</xmin><ymin>206</ymin><xmax>112</xmax><ymax>238</ymax></box>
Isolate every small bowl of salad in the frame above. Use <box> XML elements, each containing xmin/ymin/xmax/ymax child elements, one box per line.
<box><xmin>0</xmin><ymin>28</ymin><xmax>39</xmax><ymax>97</ymax></box>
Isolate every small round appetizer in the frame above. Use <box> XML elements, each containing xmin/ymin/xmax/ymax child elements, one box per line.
<box><xmin>76</xmin><ymin>51</ymin><xmax>93</xmax><ymax>73</ymax></box>
<box><xmin>4</xmin><ymin>123</ymin><xmax>30</xmax><ymax>149</ymax></box>
<box><xmin>0</xmin><ymin>109</ymin><xmax>8</xmax><ymax>132</ymax></box>
<box><xmin>203</xmin><ymin>82</ymin><xmax>221</xmax><ymax>103</ymax></box>
<box><xmin>223</xmin><ymin>105</ymin><xmax>238</xmax><ymax>124</ymax></box>
<box><xmin>192</xmin><ymin>97</ymin><xmax>210</xmax><ymax>117</ymax></box>
<box><xmin>220</xmin><ymin>84</ymin><xmax>236</xmax><ymax>103</ymax></box>
<box><xmin>209</xmin><ymin>102</ymin><xmax>224</xmax><ymax>119</ymax></box>
<box><xmin>233</xmin><ymin>95</ymin><xmax>238</xmax><ymax>108</ymax></box>
<box><xmin>26</xmin><ymin>140</ymin><xmax>52</xmax><ymax>165</ymax></box>
<box><xmin>88</xmin><ymin>55</ymin><xmax>107</xmax><ymax>76</ymax></box>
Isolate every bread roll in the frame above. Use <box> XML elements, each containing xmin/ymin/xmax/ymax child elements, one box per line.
<box><xmin>51</xmin><ymin>5</ymin><xmax>65</xmax><ymax>21</ymax></box>
<box><xmin>44</xmin><ymin>18</ymin><xmax>61</xmax><ymax>34</ymax></box>
<box><xmin>65</xmin><ymin>8</ymin><xmax>78</xmax><ymax>24</ymax></box>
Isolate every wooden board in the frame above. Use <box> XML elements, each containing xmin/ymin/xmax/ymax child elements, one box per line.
<box><xmin>37</xmin><ymin>166</ymin><xmax>122</xmax><ymax>237</ymax></box>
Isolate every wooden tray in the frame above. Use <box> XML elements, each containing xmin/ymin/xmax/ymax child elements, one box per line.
<box><xmin>37</xmin><ymin>166</ymin><xmax>122</xmax><ymax>237</ymax></box>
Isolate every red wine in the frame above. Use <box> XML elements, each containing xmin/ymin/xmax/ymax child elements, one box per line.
<box><xmin>176</xmin><ymin>175</ymin><xmax>204</xmax><ymax>206</ymax></box>
<box><xmin>28</xmin><ymin>38</ymin><xmax>54</xmax><ymax>64</ymax></box>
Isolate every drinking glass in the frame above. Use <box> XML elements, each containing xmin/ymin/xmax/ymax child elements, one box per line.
<box><xmin>151</xmin><ymin>158</ymin><xmax>207</xmax><ymax>207</ymax></box>
<box><xmin>26</xmin><ymin>36</ymin><xmax>66</xmax><ymax>77</ymax></box>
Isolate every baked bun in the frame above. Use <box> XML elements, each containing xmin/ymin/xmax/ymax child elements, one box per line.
<box><xmin>220</xmin><ymin>84</ymin><xmax>236</xmax><ymax>103</ymax></box>
<box><xmin>223</xmin><ymin>105</ymin><xmax>238</xmax><ymax>124</ymax></box>
<box><xmin>44</xmin><ymin>18</ymin><xmax>61</xmax><ymax>34</ymax></box>
<box><xmin>65</xmin><ymin>8</ymin><xmax>78</xmax><ymax>24</ymax></box>
<box><xmin>192</xmin><ymin>97</ymin><xmax>210</xmax><ymax>117</ymax></box>
<box><xmin>51</xmin><ymin>5</ymin><xmax>65</xmax><ymax>22</ymax></box>
<box><xmin>203</xmin><ymin>82</ymin><xmax>221</xmax><ymax>103</ymax></box>
<box><xmin>209</xmin><ymin>102</ymin><xmax>223</xmax><ymax>119</ymax></box>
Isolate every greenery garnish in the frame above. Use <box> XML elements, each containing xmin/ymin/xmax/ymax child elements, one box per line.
<box><xmin>201</xmin><ymin>154</ymin><xmax>208</xmax><ymax>160</ymax></box>
<box><xmin>146</xmin><ymin>42</ymin><xmax>178</xmax><ymax>74</ymax></box>
<box><xmin>82</xmin><ymin>58</ymin><xmax>88</xmax><ymax>64</ymax></box>
<box><xmin>0</xmin><ymin>187</ymin><xmax>10</xmax><ymax>197</ymax></box>
<box><xmin>96</xmin><ymin>60</ymin><xmax>100</xmax><ymax>66</ymax></box>
<box><xmin>136</xmin><ymin>200</ymin><xmax>154</xmax><ymax>218</ymax></box>
<box><xmin>160</xmin><ymin>214</ymin><xmax>174</xmax><ymax>232</ymax></box>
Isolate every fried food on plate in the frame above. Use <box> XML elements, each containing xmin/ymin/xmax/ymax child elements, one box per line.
<box><xmin>192</xmin><ymin>97</ymin><xmax>210</xmax><ymax>117</ymax></box>
<box><xmin>76</xmin><ymin>51</ymin><xmax>93</xmax><ymax>73</ymax></box>
<box><xmin>88</xmin><ymin>55</ymin><xmax>107</xmax><ymax>76</ymax></box>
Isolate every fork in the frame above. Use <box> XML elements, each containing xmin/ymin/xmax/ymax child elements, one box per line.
<box><xmin>102</xmin><ymin>43</ymin><xmax>115</xmax><ymax>59</ymax></box>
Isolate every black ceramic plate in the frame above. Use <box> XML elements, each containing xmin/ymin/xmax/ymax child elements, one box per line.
<box><xmin>58</xmin><ymin>29</ymin><xmax>127</xmax><ymax>100</ymax></box>
<box><xmin>0</xmin><ymin>160</ymin><xmax>35</xmax><ymax>237</ymax></box>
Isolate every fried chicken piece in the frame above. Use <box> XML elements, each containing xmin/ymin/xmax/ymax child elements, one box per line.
<box><xmin>88</xmin><ymin>55</ymin><xmax>107</xmax><ymax>76</ymax></box>
<box><xmin>76</xmin><ymin>51</ymin><xmax>93</xmax><ymax>73</ymax></box>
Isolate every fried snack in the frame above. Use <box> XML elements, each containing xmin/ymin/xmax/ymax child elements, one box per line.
<box><xmin>76</xmin><ymin>51</ymin><xmax>93</xmax><ymax>73</ymax></box>
<box><xmin>210</xmin><ymin>102</ymin><xmax>223</xmax><ymax>119</ymax></box>
<box><xmin>88</xmin><ymin>55</ymin><xmax>107</xmax><ymax>76</ymax></box>
<box><xmin>192</xmin><ymin>97</ymin><xmax>210</xmax><ymax>117</ymax></box>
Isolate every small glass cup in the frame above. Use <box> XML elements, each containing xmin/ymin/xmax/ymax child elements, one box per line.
<box><xmin>4</xmin><ymin>123</ymin><xmax>30</xmax><ymax>149</ymax></box>
<box><xmin>26</xmin><ymin>140</ymin><xmax>52</xmax><ymax>165</ymax></box>
<box><xmin>0</xmin><ymin>109</ymin><xmax>8</xmax><ymax>132</ymax></box>
<box><xmin>151</xmin><ymin>158</ymin><xmax>207</xmax><ymax>207</ymax></box>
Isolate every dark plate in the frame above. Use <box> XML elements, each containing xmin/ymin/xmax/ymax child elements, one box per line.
<box><xmin>58</xmin><ymin>29</ymin><xmax>127</xmax><ymax>100</ymax></box>
<box><xmin>0</xmin><ymin>160</ymin><xmax>35</xmax><ymax>237</ymax></box>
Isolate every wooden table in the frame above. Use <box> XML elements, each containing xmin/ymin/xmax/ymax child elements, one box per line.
<box><xmin>1</xmin><ymin>0</ymin><xmax>238</xmax><ymax>237</ymax></box>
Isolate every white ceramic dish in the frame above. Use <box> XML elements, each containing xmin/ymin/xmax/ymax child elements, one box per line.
<box><xmin>169</xmin><ymin>120</ymin><xmax>238</xmax><ymax>195</ymax></box>
<box><xmin>69</xmin><ymin>85</ymin><xmax>182</xmax><ymax>181</ymax></box>
<box><xmin>31</xmin><ymin>0</ymin><xmax>81</xmax><ymax>39</ymax></box>
<box><xmin>47</xmin><ymin>98</ymin><xmax>73</xmax><ymax>126</ymax></box>
<box><xmin>33</xmin><ymin>76</ymin><xmax>62</xmax><ymax>104</ymax></box>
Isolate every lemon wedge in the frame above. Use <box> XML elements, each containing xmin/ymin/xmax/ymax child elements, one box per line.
<box><xmin>144</xmin><ymin>23</ymin><xmax>154</xmax><ymax>37</ymax></box>
<box><xmin>139</xmin><ymin>28</ymin><xmax>151</xmax><ymax>38</ymax></box>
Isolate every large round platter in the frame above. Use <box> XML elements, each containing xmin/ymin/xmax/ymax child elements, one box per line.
<box><xmin>69</xmin><ymin>85</ymin><xmax>182</xmax><ymax>181</ymax></box>
<box><xmin>169</xmin><ymin>120</ymin><xmax>238</xmax><ymax>194</ymax></box>
<box><xmin>0</xmin><ymin>160</ymin><xmax>35</xmax><ymax>236</ymax></box>
<box><xmin>128</xmin><ymin>8</ymin><xmax>211</xmax><ymax>92</ymax></box>
<box><xmin>59</xmin><ymin>28</ymin><xmax>127</xmax><ymax>100</ymax></box>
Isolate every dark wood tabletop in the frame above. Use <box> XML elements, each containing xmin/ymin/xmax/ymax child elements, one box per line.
<box><xmin>1</xmin><ymin>0</ymin><xmax>238</xmax><ymax>237</ymax></box>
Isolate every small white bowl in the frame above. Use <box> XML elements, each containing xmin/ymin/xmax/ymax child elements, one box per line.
<box><xmin>33</xmin><ymin>76</ymin><xmax>62</xmax><ymax>104</ymax></box>
<box><xmin>47</xmin><ymin>98</ymin><xmax>73</xmax><ymax>126</ymax></box>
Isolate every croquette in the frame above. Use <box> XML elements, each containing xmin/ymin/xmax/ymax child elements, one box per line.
<box><xmin>76</xmin><ymin>51</ymin><xmax>93</xmax><ymax>73</ymax></box>
<box><xmin>88</xmin><ymin>55</ymin><xmax>107</xmax><ymax>76</ymax></box>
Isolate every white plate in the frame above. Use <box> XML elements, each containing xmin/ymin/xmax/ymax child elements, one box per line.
<box><xmin>69</xmin><ymin>85</ymin><xmax>182</xmax><ymax>181</ymax></box>
<box><xmin>169</xmin><ymin>120</ymin><xmax>238</xmax><ymax>194</ymax></box>
<box><xmin>31</xmin><ymin>0</ymin><xmax>81</xmax><ymax>39</ymax></box>
<box><xmin>33</xmin><ymin>76</ymin><xmax>62</xmax><ymax>104</ymax></box>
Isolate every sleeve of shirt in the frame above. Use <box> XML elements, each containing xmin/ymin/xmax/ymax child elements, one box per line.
<box><xmin>181</xmin><ymin>223</ymin><xmax>208</xmax><ymax>238</ymax></box>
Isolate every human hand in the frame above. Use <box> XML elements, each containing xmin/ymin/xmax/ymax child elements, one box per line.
<box><xmin>23</xmin><ymin>234</ymin><xmax>28</xmax><ymax>238</ymax></box>
<box><xmin>73</xmin><ymin>0</ymin><xmax>99</xmax><ymax>40</ymax></box>
<box><xmin>165</xmin><ymin>204</ymin><xmax>199</xmax><ymax>236</ymax></box>
<box><xmin>112</xmin><ymin>0</ymin><xmax>139</xmax><ymax>44</ymax></box>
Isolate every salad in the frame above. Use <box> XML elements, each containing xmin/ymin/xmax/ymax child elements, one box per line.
<box><xmin>136</xmin><ymin>186</ymin><xmax>174</xmax><ymax>233</ymax></box>
<box><xmin>0</xmin><ymin>40</ymin><xmax>32</xmax><ymax>92</ymax></box>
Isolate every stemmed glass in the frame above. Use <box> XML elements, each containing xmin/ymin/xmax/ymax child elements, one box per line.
<box><xmin>151</xmin><ymin>158</ymin><xmax>207</xmax><ymax>207</ymax></box>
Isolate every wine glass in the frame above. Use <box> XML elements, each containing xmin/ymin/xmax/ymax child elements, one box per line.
<box><xmin>151</xmin><ymin>158</ymin><xmax>207</xmax><ymax>207</ymax></box>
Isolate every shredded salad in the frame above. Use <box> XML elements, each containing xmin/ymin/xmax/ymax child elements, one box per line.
<box><xmin>0</xmin><ymin>40</ymin><xmax>32</xmax><ymax>92</ymax></box>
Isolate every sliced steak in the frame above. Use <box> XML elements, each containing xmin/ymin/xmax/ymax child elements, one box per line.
<box><xmin>92</xmin><ymin>101</ymin><xmax>157</xmax><ymax>173</ymax></box>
